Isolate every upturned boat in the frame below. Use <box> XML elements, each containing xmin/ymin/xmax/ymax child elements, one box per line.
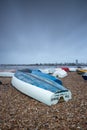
<box><xmin>82</xmin><ymin>73</ymin><xmax>87</xmax><ymax>80</ymax></box>
<box><xmin>11</xmin><ymin>69</ymin><xmax>72</xmax><ymax>106</ymax></box>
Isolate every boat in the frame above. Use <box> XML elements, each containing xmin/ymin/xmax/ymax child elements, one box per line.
<box><xmin>0</xmin><ymin>72</ymin><xmax>14</xmax><ymax>77</ymax></box>
<box><xmin>69</xmin><ymin>67</ymin><xmax>77</xmax><ymax>72</ymax></box>
<box><xmin>61</xmin><ymin>67</ymin><xmax>69</xmax><ymax>72</ymax></box>
<box><xmin>82</xmin><ymin>73</ymin><xmax>87</xmax><ymax>80</ymax></box>
<box><xmin>40</xmin><ymin>68</ymin><xmax>55</xmax><ymax>74</ymax></box>
<box><xmin>53</xmin><ymin>68</ymin><xmax>68</xmax><ymax>78</ymax></box>
<box><xmin>27</xmin><ymin>69</ymin><xmax>62</xmax><ymax>85</ymax></box>
<box><xmin>19</xmin><ymin>69</ymin><xmax>62</xmax><ymax>85</ymax></box>
<box><xmin>76</xmin><ymin>69</ymin><xmax>87</xmax><ymax>75</ymax></box>
<box><xmin>11</xmin><ymin>69</ymin><xmax>72</xmax><ymax>106</ymax></box>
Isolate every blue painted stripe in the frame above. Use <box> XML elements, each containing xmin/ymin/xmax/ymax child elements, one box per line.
<box><xmin>19</xmin><ymin>69</ymin><xmax>62</xmax><ymax>85</ymax></box>
<box><xmin>15</xmin><ymin>71</ymin><xmax>67</xmax><ymax>93</ymax></box>
<box><xmin>32</xmin><ymin>70</ymin><xmax>62</xmax><ymax>85</ymax></box>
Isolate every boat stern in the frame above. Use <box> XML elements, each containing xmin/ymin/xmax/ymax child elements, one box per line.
<box><xmin>51</xmin><ymin>90</ymin><xmax>72</xmax><ymax>105</ymax></box>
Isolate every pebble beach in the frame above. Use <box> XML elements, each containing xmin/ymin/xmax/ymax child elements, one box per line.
<box><xmin>0</xmin><ymin>72</ymin><xmax>87</xmax><ymax>130</ymax></box>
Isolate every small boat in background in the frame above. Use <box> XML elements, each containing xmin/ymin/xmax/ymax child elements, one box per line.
<box><xmin>69</xmin><ymin>68</ymin><xmax>77</xmax><ymax>72</ymax></box>
<box><xmin>11</xmin><ymin>69</ymin><xmax>72</xmax><ymax>106</ymax></box>
<box><xmin>0</xmin><ymin>69</ymin><xmax>15</xmax><ymax>77</ymax></box>
<box><xmin>82</xmin><ymin>73</ymin><xmax>87</xmax><ymax>80</ymax></box>
<box><xmin>21</xmin><ymin>69</ymin><xmax>62</xmax><ymax>85</ymax></box>
<box><xmin>0</xmin><ymin>72</ymin><xmax>14</xmax><ymax>77</ymax></box>
<box><xmin>53</xmin><ymin>68</ymin><xmax>68</xmax><ymax>78</ymax></box>
<box><xmin>61</xmin><ymin>67</ymin><xmax>69</xmax><ymax>72</ymax></box>
<box><xmin>40</xmin><ymin>68</ymin><xmax>55</xmax><ymax>74</ymax></box>
<box><xmin>76</xmin><ymin>69</ymin><xmax>87</xmax><ymax>75</ymax></box>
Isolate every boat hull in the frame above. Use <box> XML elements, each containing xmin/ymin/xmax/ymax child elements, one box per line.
<box><xmin>0</xmin><ymin>72</ymin><xmax>14</xmax><ymax>77</ymax></box>
<box><xmin>12</xmin><ymin>76</ymin><xmax>58</xmax><ymax>105</ymax></box>
<box><xmin>11</xmin><ymin>70</ymin><xmax>72</xmax><ymax>106</ymax></box>
<box><xmin>82</xmin><ymin>73</ymin><xmax>87</xmax><ymax>80</ymax></box>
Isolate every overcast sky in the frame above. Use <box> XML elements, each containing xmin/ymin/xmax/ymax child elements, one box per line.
<box><xmin>0</xmin><ymin>0</ymin><xmax>87</xmax><ymax>64</ymax></box>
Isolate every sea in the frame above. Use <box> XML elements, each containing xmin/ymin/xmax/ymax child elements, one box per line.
<box><xmin>0</xmin><ymin>64</ymin><xmax>85</xmax><ymax>71</ymax></box>
<box><xmin>0</xmin><ymin>64</ymin><xmax>57</xmax><ymax>71</ymax></box>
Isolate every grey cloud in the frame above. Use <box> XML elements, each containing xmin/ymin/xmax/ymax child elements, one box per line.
<box><xmin>0</xmin><ymin>0</ymin><xmax>87</xmax><ymax>63</ymax></box>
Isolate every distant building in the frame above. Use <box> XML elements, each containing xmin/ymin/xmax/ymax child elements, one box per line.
<box><xmin>76</xmin><ymin>59</ymin><xmax>78</xmax><ymax>66</ymax></box>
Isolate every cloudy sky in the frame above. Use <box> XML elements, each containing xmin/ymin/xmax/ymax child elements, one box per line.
<box><xmin>0</xmin><ymin>0</ymin><xmax>87</xmax><ymax>64</ymax></box>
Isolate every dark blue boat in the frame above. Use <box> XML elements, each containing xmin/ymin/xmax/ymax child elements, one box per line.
<box><xmin>82</xmin><ymin>73</ymin><xmax>87</xmax><ymax>80</ymax></box>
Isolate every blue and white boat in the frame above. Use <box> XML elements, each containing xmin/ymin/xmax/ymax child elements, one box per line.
<box><xmin>21</xmin><ymin>69</ymin><xmax>62</xmax><ymax>85</ymax></box>
<box><xmin>11</xmin><ymin>69</ymin><xmax>72</xmax><ymax>106</ymax></box>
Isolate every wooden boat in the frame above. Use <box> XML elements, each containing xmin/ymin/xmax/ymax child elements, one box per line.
<box><xmin>11</xmin><ymin>69</ymin><xmax>72</xmax><ymax>106</ymax></box>
<box><xmin>82</xmin><ymin>73</ymin><xmax>87</xmax><ymax>80</ymax></box>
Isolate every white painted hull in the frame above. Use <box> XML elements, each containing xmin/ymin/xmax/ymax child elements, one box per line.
<box><xmin>53</xmin><ymin>68</ymin><xmax>68</xmax><ymax>78</ymax></box>
<box><xmin>0</xmin><ymin>72</ymin><xmax>14</xmax><ymax>77</ymax></box>
<box><xmin>69</xmin><ymin>68</ymin><xmax>77</xmax><ymax>72</ymax></box>
<box><xmin>12</xmin><ymin>75</ymin><xmax>72</xmax><ymax>106</ymax></box>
